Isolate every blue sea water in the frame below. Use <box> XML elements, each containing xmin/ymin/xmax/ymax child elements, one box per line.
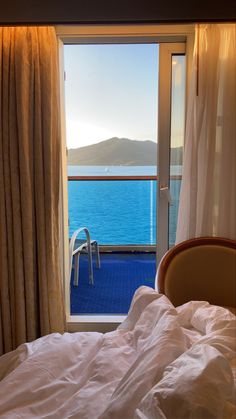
<box><xmin>68</xmin><ymin>166</ymin><xmax>181</xmax><ymax>246</ymax></box>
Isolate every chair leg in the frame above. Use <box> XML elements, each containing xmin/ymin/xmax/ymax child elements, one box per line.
<box><xmin>95</xmin><ymin>242</ymin><xmax>100</xmax><ymax>268</ymax></box>
<box><xmin>87</xmin><ymin>242</ymin><xmax>94</xmax><ymax>285</ymax></box>
<box><xmin>73</xmin><ymin>253</ymin><xmax>80</xmax><ymax>286</ymax></box>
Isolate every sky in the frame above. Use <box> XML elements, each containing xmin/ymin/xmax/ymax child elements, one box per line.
<box><xmin>64</xmin><ymin>44</ymin><xmax>185</xmax><ymax>149</ymax></box>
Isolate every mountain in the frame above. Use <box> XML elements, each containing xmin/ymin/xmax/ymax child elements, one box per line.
<box><xmin>67</xmin><ymin>137</ymin><xmax>183</xmax><ymax>166</ymax></box>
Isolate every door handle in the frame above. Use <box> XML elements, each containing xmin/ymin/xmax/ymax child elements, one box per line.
<box><xmin>160</xmin><ymin>186</ymin><xmax>172</xmax><ymax>205</ymax></box>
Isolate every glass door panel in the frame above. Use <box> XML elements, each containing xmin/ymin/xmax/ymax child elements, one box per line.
<box><xmin>169</xmin><ymin>55</ymin><xmax>186</xmax><ymax>247</ymax></box>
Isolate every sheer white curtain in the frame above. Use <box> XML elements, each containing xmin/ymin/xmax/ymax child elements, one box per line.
<box><xmin>176</xmin><ymin>24</ymin><xmax>236</xmax><ymax>243</ymax></box>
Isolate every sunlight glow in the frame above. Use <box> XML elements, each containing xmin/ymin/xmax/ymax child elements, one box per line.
<box><xmin>66</xmin><ymin>120</ymin><xmax>116</xmax><ymax>149</ymax></box>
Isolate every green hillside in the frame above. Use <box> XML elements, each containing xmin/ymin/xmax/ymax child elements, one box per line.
<box><xmin>68</xmin><ymin>137</ymin><xmax>183</xmax><ymax>166</ymax></box>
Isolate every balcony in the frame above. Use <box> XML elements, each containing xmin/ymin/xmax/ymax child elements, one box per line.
<box><xmin>68</xmin><ymin>173</ymin><xmax>182</xmax><ymax>315</ymax></box>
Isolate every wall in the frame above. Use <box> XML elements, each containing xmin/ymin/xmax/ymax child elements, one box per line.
<box><xmin>0</xmin><ymin>0</ymin><xmax>236</xmax><ymax>25</ymax></box>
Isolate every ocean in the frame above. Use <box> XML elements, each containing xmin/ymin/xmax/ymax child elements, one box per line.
<box><xmin>68</xmin><ymin>166</ymin><xmax>182</xmax><ymax>246</ymax></box>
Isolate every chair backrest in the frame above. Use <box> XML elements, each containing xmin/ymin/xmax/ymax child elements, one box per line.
<box><xmin>156</xmin><ymin>237</ymin><xmax>236</xmax><ymax>308</ymax></box>
<box><xmin>69</xmin><ymin>227</ymin><xmax>91</xmax><ymax>277</ymax></box>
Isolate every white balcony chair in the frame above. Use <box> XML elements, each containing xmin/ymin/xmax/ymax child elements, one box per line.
<box><xmin>69</xmin><ymin>227</ymin><xmax>100</xmax><ymax>286</ymax></box>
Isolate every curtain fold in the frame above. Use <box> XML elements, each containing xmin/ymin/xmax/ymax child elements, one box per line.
<box><xmin>176</xmin><ymin>24</ymin><xmax>236</xmax><ymax>243</ymax></box>
<box><xmin>0</xmin><ymin>27</ymin><xmax>66</xmax><ymax>355</ymax></box>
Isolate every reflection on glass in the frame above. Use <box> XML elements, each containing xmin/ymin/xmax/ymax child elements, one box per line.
<box><xmin>169</xmin><ymin>55</ymin><xmax>186</xmax><ymax>247</ymax></box>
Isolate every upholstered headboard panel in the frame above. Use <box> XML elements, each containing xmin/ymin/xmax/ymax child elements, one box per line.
<box><xmin>157</xmin><ymin>238</ymin><xmax>236</xmax><ymax>308</ymax></box>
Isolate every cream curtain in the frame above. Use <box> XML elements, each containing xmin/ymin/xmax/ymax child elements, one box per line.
<box><xmin>0</xmin><ymin>27</ymin><xmax>66</xmax><ymax>355</ymax></box>
<box><xmin>176</xmin><ymin>24</ymin><xmax>236</xmax><ymax>243</ymax></box>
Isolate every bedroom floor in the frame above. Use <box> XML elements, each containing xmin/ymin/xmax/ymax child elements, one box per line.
<box><xmin>70</xmin><ymin>252</ymin><xmax>156</xmax><ymax>314</ymax></box>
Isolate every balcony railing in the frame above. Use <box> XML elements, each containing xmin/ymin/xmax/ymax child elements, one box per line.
<box><xmin>67</xmin><ymin>175</ymin><xmax>182</xmax><ymax>248</ymax></box>
<box><xmin>68</xmin><ymin>175</ymin><xmax>182</xmax><ymax>181</ymax></box>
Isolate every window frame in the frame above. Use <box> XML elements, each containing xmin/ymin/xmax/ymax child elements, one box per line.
<box><xmin>57</xmin><ymin>24</ymin><xmax>194</xmax><ymax>331</ymax></box>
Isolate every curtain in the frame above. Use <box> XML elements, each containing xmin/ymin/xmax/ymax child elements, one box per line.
<box><xmin>0</xmin><ymin>27</ymin><xmax>66</xmax><ymax>355</ymax></box>
<box><xmin>176</xmin><ymin>24</ymin><xmax>236</xmax><ymax>243</ymax></box>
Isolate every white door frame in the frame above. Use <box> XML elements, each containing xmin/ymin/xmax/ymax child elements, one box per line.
<box><xmin>157</xmin><ymin>43</ymin><xmax>186</xmax><ymax>265</ymax></box>
<box><xmin>57</xmin><ymin>24</ymin><xmax>193</xmax><ymax>329</ymax></box>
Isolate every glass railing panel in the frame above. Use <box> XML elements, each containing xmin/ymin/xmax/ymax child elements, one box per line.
<box><xmin>68</xmin><ymin>178</ymin><xmax>157</xmax><ymax>245</ymax></box>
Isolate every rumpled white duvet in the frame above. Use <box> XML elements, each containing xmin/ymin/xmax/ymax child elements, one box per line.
<box><xmin>0</xmin><ymin>287</ymin><xmax>236</xmax><ymax>419</ymax></box>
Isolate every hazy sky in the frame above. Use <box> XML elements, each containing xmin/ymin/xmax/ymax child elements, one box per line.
<box><xmin>64</xmin><ymin>44</ymin><xmax>158</xmax><ymax>148</ymax></box>
<box><xmin>64</xmin><ymin>44</ymin><xmax>185</xmax><ymax>149</ymax></box>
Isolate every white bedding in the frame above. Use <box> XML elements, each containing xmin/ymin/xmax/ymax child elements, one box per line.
<box><xmin>0</xmin><ymin>286</ymin><xmax>235</xmax><ymax>418</ymax></box>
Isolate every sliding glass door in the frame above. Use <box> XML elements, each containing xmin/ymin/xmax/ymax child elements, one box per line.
<box><xmin>157</xmin><ymin>43</ymin><xmax>186</xmax><ymax>264</ymax></box>
<box><xmin>58</xmin><ymin>27</ymin><xmax>187</xmax><ymax>319</ymax></box>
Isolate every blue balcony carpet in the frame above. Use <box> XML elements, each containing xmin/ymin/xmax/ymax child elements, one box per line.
<box><xmin>70</xmin><ymin>252</ymin><xmax>156</xmax><ymax>314</ymax></box>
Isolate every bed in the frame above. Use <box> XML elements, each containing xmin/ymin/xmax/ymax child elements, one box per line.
<box><xmin>0</xmin><ymin>286</ymin><xmax>235</xmax><ymax>418</ymax></box>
